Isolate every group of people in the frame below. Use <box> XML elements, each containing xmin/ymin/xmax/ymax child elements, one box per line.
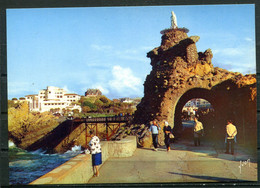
<box><xmin>148</xmin><ymin>117</ymin><xmax>238</xmax><ymax>155</ymax></box>
<box><xmin>149</xmin><ymin>119</ymin><xmax>173</xmax><ymax>152</ymax></box>
<box><xmin>193</xmin><ymin>117</ymin><xmax>237</xmax><ymax>155</ymax></box>
<box><xmin>85</xmin><ymin>117</ymin><xmax>238</xmax><ymax>177</ymax></box>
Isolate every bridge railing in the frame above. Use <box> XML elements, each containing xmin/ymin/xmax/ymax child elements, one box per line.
<box><xmin>73</xmin><ymin>115</ymin><xmax>133</xmax><ymax>123</ymax></box>
<box><xmin>72</xmin><ymin>115</ymin><xmax>134</xmax><ymax>142</ymax></box>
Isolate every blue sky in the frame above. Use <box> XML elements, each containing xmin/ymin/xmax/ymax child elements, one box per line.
<box><xmin>7</xmin><ymin>4</ymin><xmax>256</xmax><ymax>100</ymax></box>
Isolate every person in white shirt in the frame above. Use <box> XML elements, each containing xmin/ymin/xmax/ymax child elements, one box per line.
<box><xmin>225</xmin><ymin>120</ymin><xmax>237</xmax><ymax>155</ymax></box>
<box><xmin>193</xmin><ymin>117</ymin><xmax>204</xmax><ymax>146</ymax></box>
<box><xmin>88</xmin><ymin>130</ymin><xmax>102</xmax><ymax>177</ymax></box>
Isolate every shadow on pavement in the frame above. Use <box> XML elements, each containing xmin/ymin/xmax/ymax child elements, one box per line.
<box><xmin>168</xmin><ymin>172</ymin><xmax>251</xmax><ymax>182</ymax></box>
<box><xmin>168</xmin><ymin>140</ymin><xmax>257</xmax><ymax>163</ymax></box>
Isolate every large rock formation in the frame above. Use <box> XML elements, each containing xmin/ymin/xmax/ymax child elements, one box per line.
<box><xmin>131</xmin><ymin>27</ymin><xmax>256</xmax><ymax>147</ymax></box>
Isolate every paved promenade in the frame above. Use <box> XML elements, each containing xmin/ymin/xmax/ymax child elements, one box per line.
<box><xmin>88</xmin><ymin>140</ymin><xmax>257</xmax><ymax>184</ymax></box>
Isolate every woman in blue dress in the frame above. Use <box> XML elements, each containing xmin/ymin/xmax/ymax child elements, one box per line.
<box><xmin>88</xmin><ymin>130</ymin><xmax>102</xmax><ymax>177</ymax></box>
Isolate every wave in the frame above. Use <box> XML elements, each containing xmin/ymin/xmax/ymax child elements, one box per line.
<box><xmin>64</xmin><ymin>145</ymin><xmax>83</xmax><ymax>156</ymax></box>
<box><xmin>30</xmin><ymin>148</ymin><xmax>49</xmax><ymax>155</ymax></box>
<box><xmin>8</xmin><ymin>140</ymin><xmax>16</xmax><ymax>148</ymax></box>
<box><xmin>9</xmin><ymin>144</ymin><xmax>83</xmax><ymax>185</ymax></box>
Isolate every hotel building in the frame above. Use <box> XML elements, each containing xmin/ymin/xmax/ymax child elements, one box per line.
<box><xmin>25</xmin><ymin>86</ymin><xmax>82</xmax><ymax>113</ymax></box>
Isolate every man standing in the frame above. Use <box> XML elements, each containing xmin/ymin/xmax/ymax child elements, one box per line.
<box><xmin>225</xmin><ymin>120</ymin><xmax>237</xmax><ymax>155</ymax></box>
<box><xmin>149</xmin><ymin>120</ymin><xmax>161</xmax><ymax>151</ymax></box>
<box><xmin>193</xmin><ymin>117</ymin><xmax>204</xmax><ymax>146</ymax></box>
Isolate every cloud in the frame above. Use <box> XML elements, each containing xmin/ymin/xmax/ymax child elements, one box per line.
<box><xmin>244</xmin><ymin>37</ymin><xmax>253</xmax><ymax>42</ymax></box>
<box><xmin>223</xmin><ymin>60</ymin><xmax>256</xmax><ymax>74</ymax></box>
<box><xmin>141</xmin><ymin>46</ymin><xmax>155</xmax><ymax>51</ymax></box>
<box><xmin>90</xmin><ymin>43</ymin><xmax>150</xmax><ymax>63</ymax></box>
<box><xmin>62</xmin><ymin>85</ymin><xmax>75</xmax><ymax>94</ymax></box>
<box><xmin>108</xmin><ymin>65</ymin><xmax>142</xmax><ymax>96</ymax></box>
<box><xmin>91</xmin><ymin>44</ymin><xmax>113</xmax><ymax>51</ymax></box>
<box><xmin>8</xmin><ymin>82</ymin><xmax>39</xmax><ymax>98</ymax></box>
<box><xmin>114</xmin><ymin>47</ymin><xmax>151</xmax><ymax>62</ymax></box>
<box><xmin>115</xmin><ymin>51</ymin><xmax>149</xmax><ymax>62</ymax></box>
<box><xmin>85</xmin><ymin>63</ymin><xmax>110</xmax><ymax>69</ymax></box>
<box><xmin>78</xmin><ymin>65</ymin><xmax>144</xmax><ymax>99</ymax></box>
<box><xmin>214</xmin><ymin>52</ymin><xmax>256</xmax><ymax>75</ymax></box>
<box><xmin>213</xmin><ymin>48</ymin><xmax>241</xmax><ymax>56</ymax></box>
<box><xmin>90</xmin><ymin>85</ymin><xmax>109</xmax><ymax>95</ymax></box>
<box><xmin>212</xmin><ymin>43</ymin><xmax>256</xmax><ymax>75</ymax></box>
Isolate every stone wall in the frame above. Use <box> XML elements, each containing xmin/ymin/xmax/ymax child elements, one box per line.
<box><xmin>30</xmin><ymin>136</ymin><xmax>136</xmax><ymax>184</ymax></box>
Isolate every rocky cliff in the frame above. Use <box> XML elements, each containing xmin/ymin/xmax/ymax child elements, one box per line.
<box><xmin>112</xmin><ymin>27</ymin><xmax>256</xmax><ymax>149</ymax></box>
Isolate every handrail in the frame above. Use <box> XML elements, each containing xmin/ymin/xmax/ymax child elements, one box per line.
<box><xmin>73</xmin><ymin>115</ymin><xmax>133</xmax><ymax>123</ymax></box>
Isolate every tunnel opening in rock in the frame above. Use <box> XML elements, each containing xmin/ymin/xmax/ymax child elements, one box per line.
<box><xmin>180</xmin><ymin>97</ymin><xmax>214</xmax><ymax>141</ymax></box>
<box><xmin>173</xmin><ymin>88</ymin><xmax>218</xmax><ymax>141</ymax></box>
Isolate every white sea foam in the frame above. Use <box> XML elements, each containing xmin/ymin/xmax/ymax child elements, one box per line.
<box><xmin>9</xmin><ymin>144</ymin><xmax>82</xmax><ymax>185</ymax></box>
<box><xmin>30</xmin><ymin>149</ymin><xmax>47</xmax><ymax>155</ymax></box>
<box><xmin>8</xmin><ymin>140</ymin><xmax>16</xmax><ymax>148</ymax></box>
<box><xmin>71</xmin><ymin>145</ymin><xmax>81</xmax><ymax>152</ymax></box>
<box><xmin>64</xmin><ymin>145</ymin><xmax>83</xmax><ymax>155</ymax></box>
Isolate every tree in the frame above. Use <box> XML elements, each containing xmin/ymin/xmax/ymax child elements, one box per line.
<box><xmin>99</xmin><ymin>95</ymin><xmax>110</xmax><ymax>104</ymax></box>
<box><xmin>72</xmin><ymin>109</ymin><xmax>80</xmax><ymax>114</ymax></box>
<box><xmin>82</xmin><ymin>101</ymin><xmax>97</xmax><ymax>112</ymax></box>
<box><xmin>94</xmin><ymin>99</ymin><xmax>103</xmax><ymax>107</ymax></box>
<box><xmin>8</xmin><ymin>100</ymin><xmax>19</xmax><ymax>108</ymax></box>
<box><xmin>82</xmin><ymin>106</ymin><xmax>91</xmax><ymax>113</ymax></box>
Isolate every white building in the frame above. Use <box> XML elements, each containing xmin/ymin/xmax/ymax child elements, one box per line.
<box><xmin>184</xmin><ymin>98</ymin><xmax>212</xmax><ymax>109</ymax></box>
<box><xmin>119</xmin><ymin>97</ymin><xmax>134</xmax><ymax>103</ymax></box>
<box><xmin>25</xmin><ymin>86</ymin><xmax>82</xmax><ymax>113</ymax></box>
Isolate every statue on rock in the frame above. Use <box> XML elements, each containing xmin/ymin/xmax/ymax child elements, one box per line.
<box><xmin>171</xmin><ymin>11</ymin><xmax>178</xmax><ymax>29</ymax></box>
<box><xmin>161</xmin><ymin>11</ymin><xmax>188</xmax><ymax>34</ymax></box>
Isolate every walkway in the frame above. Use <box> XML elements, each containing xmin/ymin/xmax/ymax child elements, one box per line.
<box><xmin>88</xmin><ymin>140</ymin><xmax>257</xmax><ymax>184</ymax></box>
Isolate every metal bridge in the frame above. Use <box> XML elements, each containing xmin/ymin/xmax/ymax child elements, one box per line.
<box><xmin>72</xmin><ymin>115</ymin><xmax>133</xmax><ymax>142</ymax></box>
<box><xmin>26</xmin><ymin>115</ymin><xmax>134</xmax><ymax>153</ymax></box>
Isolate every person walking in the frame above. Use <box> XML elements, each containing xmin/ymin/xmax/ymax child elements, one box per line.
<box><xmin>88</xmin><ymin>130</ymin><xmax>102</xmax><ymax>177</ymax></box>
<box><xmin>225</xmin><ymin>120</ymin><xmax>237</xmax><ymax>155</ymax></box>
<box><xmin>149</xmin><ymin>119</ymin><xmax>161</xmax><ymax>151</ymax></box>
<box><xmin>163</xmin><ymin>121</ymin><xmax>172</xmax><ymax>152</ymax></box>
<box><xmin>193</xmin><ymin>117</ymin><xmax>204</xmax><ymax>146</ymax></box>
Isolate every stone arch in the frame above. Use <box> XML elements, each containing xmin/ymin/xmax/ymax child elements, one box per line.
<box><xmin>173</xmin><ymin>87</ymin><xmax>215</xmax><ymax>134</ymax></box>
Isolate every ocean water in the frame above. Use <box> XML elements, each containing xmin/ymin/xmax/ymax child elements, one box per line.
<box><xmin>9</xmin><ymin>141</ymin><xmax>83</xmax><ymax>185</ymax></box>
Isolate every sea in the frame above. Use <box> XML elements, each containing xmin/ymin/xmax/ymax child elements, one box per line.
<box><xmin>8</xmin><ymin>141</ymin><xmax>83</xmax><ymax>185</ymax></box>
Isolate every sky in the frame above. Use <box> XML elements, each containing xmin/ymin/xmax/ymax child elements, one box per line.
<box><xmin>7</xmin><ymin>4</ymin><xmax>256</xmax><ymax>100</ymax></box>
